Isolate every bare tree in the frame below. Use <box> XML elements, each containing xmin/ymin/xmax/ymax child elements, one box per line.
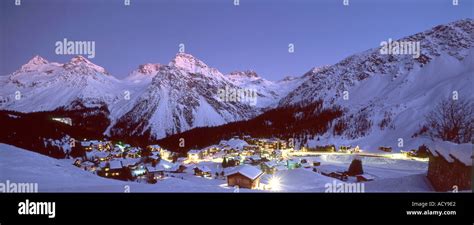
<box><xmin>425</xmin><ymin>98</ymin><xmax>474</xmax><ymax>143</ymax></box>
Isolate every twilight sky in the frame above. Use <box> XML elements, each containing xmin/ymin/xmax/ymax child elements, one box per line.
<box><xmin>1</xmin><ymin>0</ymin><xmax>472</xmax><ymax>80</ymax></box>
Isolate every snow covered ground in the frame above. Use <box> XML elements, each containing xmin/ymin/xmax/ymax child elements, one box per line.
<box><xmin>0</xmin><ymin>143</ymin><xmax>434</xmax><ymax>192</ymax></box>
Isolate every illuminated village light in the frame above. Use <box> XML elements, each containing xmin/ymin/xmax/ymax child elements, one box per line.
<box><xmin>268</xmin><ymin>176</ymin><xmax>281</xmax><ymax>191</ymax></box>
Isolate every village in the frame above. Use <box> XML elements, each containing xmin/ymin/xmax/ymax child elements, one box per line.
<box><xmin>68</xmin><ymin>134</ymin><xmax>471</xmax><ymax>192</ymax></box>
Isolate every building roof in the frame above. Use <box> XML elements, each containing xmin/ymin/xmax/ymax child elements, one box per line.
<box><xmin>264</xmin><ymin>161</ymin><xmax>278</xmax><ymax>168</ymax></box>
<box><xmin>149</xmin><ymin>155</ymin><xmax>160</xmax><ymax>160</ymax></box>
<box><xmin>121</xmin><ymin>158</ymin><xmax>140</xmax><ymax>167</ymax></box>
<box><xmin>226</xmin><ymin>138</ymin><xmax>249</xmax><ymax>150</ymax></box>
<box><xmin>109</xmin><ymin>160</ymin><xmax>123</xmax><ymax>170</ymax></box>
<box><xmin>188</xmin><ymin>149</ymin><xmax>202</xmax><ymax>154</ymax></box>
<box><xmin>86</xmin><ymin>150</ymin><xmax>109</xmax><ymax>159</ymax></box>
<box><xmin>81</xmin><ymin>161</ymin><xmax>96</xmax><ymax>167</ymax></box>
<box><xmin>426</xmin><ymin>141</ymin><xmax>473</xmax><ymax>166</ymax></box>
<box><xmin>146</xmin><ymin>166</ymin><xmax>161</xmax><ymax>173</ymax></box>
<box><xmin>156</xmin><ymin>160</ymin><xmax>176</xmax><ymax>171</ymax></box>
<box><xmin>226</xmin><ymin>165</ymin><xmax>263</xmax><ymax>180</ymax></box>
<box><xmin>194</xmin><ymin>165</ymin><xmax>212</xmax><ymax>173</ymax></box>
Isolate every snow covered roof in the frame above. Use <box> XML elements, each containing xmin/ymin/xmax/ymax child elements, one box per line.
<box><xmin>156</xmin><ymin>160</ymin><xmax>176</xmax><ymax>171</ymax></box>
<box><xmin>194</xmin><ymin>165</ymin><xmax>211</xmax><ymax>173</ymax></box>
<box><xmin>226</xmin><ymin>165</ymin><xmax>263</xmax><ymax>180</ymax></box>
<box><xmin>81</xmin><ymin>141</ymin><xmax>92</xmax><ymax>147</ymax></box>
<box><xmin>188</xmin><ymin>149</ymin><xmax>201</xmax><ymax>154</ymax></box>
<box><xmin>86</xmin><ymin>150</ymin><xmax>109</xmax><ymax>159</ymax></box>
<box><xmin>264</xmin><ymin>161</ymin><xmax>278</xmax><ymax>167</ymax></box>
<box><xmin>109</xmin><ymin>160</ymin><xmax>123</xmax><ymax>170</ymax></box>
<box><xmin>146</xmin><ymin>166</ymin><xmax>161</xmax><ymax>173</ymax></box>
<box><xmin>224</xmin><ymin>138</ymin><xmax>249</xmax><ymax>150</ymax></box>
<box><xmin>99</xmin><ymin>161</ymin><xmax>107</xmax><ymax>168</ymax></box>
<box><xmin>127</xmin><ymin>147</ymin><xmax>141</xmax><ymax>153</ymax></box>
<box><xmin>249</xmin><ymin>156</ymin><xmax>261</xmax><ymax>161</ymax></box>
<box><xmin>148</xmin><ymin>144</ymin><xmax>161</xmax><ymax>149</ymax></box>
<box><xmin>121</xmin><ymin>158</ymin><xmax>140</xmax><ymax>167</ymax></box>
<box><xmin>81</xmin><ymin>161</ymin><xmax>95</xmax><ymax>167</ymax></box>
<box><xmin>426</xmin><ymin>141</ymin><xmax>473</xmax><ymax>166</ymax></box>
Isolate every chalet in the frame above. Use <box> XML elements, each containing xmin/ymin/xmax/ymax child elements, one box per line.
<box><xmin>348</xmin><ymin>146</ymin><xmax>362</xmax><ymax>153</ymax></box>
<box><xmin>321</xmin><ymin>170</ymin><xmax>348</xmax><ymax>181</ymax></box>
<box><xmin>243</xmin><ymin>144</ymin><xmax>259</xmax><ymax>152</ymax></box>
<box><xmin>81</xmin><ymin>141</ymin><xmax>93</xmax><ymax>151</ymax></box>
<box><xmin>86</xmin><ymin>150</ymin><xmax>110</xmax><ymax>162</ymax></box>
<box><xmin>126</xmin><ymin>147</ymin><xmax>141</xmax><ymax>158</ymax></box>
<box><xmin>148</xmin><ymin>153</ymin><xmax>160</xmax><ymax>164</ymax></box>
<box><xmin>170</xmin><ymin>164</ymin><xmax>187</xmax><ymax>173</ymax></box>
<box><xmin>152</xmin><ymin>160</ymin><xmax>186</xmax><ymax>174</ymax></box>
<box><xmin>111</xmin><ymin>147</ymin><xmax>124</xmax><ymax>159</ymax></box>
<box><xmin>146</xmin><ymin>166</ymin><xmax>164</xmax><ymax>179</ymax></box>
<box><xmin>121</xmin><ymin>158</ymin><xmax>141</xmax><ymax>168</ymax></box>
<box><xmin>356</xmin><ymin>174</ymin><xmax>375</xmax><ymax>182</ymax></box>
<box><xmin>426</xmin><ymin>141</ymin><xmax>472</xmax><ymax>192</ymax></box>
<box><xmin>245</xmin><ymin>155</ymin><xmax>262</xmax><ymax>165</ymax></box>
<box><xmin>339</xmin><ymin>145</ymin><xmax>351</xmax><ymax>153</ymax></box>
<box><xmin>131</xmin><ymin>165</ymin><xmax>147</xmax><ymax>177</ymax></box>
<box><xmin>193</xmin><ymin>165</ymin><xmax>212</xmax><ymax>177</ymax></box>
<box><xmin>81</xmin><ymin>140</ymin><xmax>112</xmax><ymax>151</ymax></box>
<box><xmin>187</xmin><ymin>149</ymin><xmax>202</xmax><ymax>162</ymax></box>
<box><xmin>261</xmin><ymin>161</ymin><xmax>278</xmax><ymax>174</ymax></box>
<box><xmin>286</xmin><ymin>159</ymin><xmax>301</xmax><ymax>169</ymax></box>
<box><xmin>80</xmin><ymin>161</ymin><xmax>97</xmax><ymax>172</ymax></box>
<box><xmin>147</xmin><ymin>144</ymin><xmax>163</xmax><ymax>152</ymax></box>
<box><xmin>160</xmin><ymin>149</ymin><xmax>173</xmax><ymax>160</ymax></box>
<box><xmin>205</xmin><ymin>145</ymin><xmax>221</xmax><ymax>154</ymax></box>
<box><xmin>103</xmin><ymin>160</ymin><xmax>123</xmax><ymax>177</ymax></box>
<box><xmin>226</xmin><ymin>165</ymin><xmax>264</xmax><ymax>189</ymax></box>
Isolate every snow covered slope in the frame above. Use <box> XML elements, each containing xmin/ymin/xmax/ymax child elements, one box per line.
<box><xmin>109</xmin><ymin>53</ymin><xmax>260</xmax><ymax>139</ymax></box>
<box><xmin>227</xmin><ymin>70</ymin><xmax>306</xmax><ymax>108</ymax></box>
<box><xmin>280</xmin><ymin>18</ymin><xmax>474</xmax><ymax>151</ymax></box>
<box><xmin>0</xmin><ymin>143</ymin><xmax>230</xmax><ymax>192</ymax></box>
<box><xmin>0</xmin><ymin>55</ymin><xmax>123</xmax><ymax>112</ymax></box>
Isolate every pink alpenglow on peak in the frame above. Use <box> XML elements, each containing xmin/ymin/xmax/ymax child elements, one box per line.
<box><xmin>63</xmin><ymin>55</ymin><xmax>109</xmax><ymax>75</ymax></box>
<box><xmin>19</xmin><ymin>55</ymin><xmax>49</xmax><ymax>72</ymax></box>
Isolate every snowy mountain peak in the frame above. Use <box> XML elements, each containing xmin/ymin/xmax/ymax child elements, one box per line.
<box><xmin>69</xmin><ymin>55</ymin><xmax>92</xmax><ymax>64</ymax></box>
<box><xmin>169</xmin><ymin>53</ymin><xmax>210</xmax><ymax>72</ymax></box>
<box><xmin>28</xmin><ymin>55</ymin><xmax>49</xmax><ymax>65</ymax></box>
<box><xmin>63</xmin><ymin>55</ymin><xmax>108</xmax><ymax>75</ymax></box>
<box><xmin>18</xmin><ymin>55</ymin><xmax>49</xmax><ymax>72</ymax></box>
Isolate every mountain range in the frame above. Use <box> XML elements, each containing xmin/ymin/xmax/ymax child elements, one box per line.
<box><xmin>1</xmin><ymin>18</ymin><xmax>473</xmax><ymax>151</ymax></box>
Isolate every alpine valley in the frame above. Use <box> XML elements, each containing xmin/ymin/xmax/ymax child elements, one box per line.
<box><xmin>1</xmin><ymin>18</ymin><xmax>473</xmax><ymax>156</ymax></box>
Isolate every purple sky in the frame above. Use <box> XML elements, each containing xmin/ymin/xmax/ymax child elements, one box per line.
<box><xmin>1</xmin><ymin>0</ymin><xmax>472</xmax><ymax>80</ymax></box>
